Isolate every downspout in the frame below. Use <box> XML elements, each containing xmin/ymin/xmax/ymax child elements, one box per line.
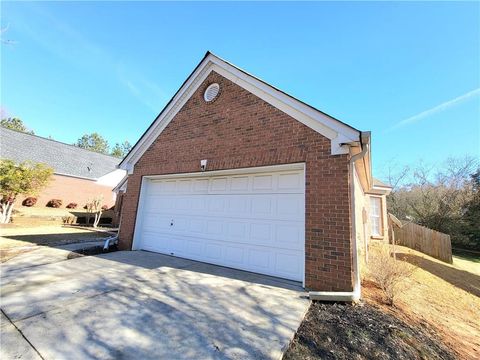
<box><xmin>309</xmin><ymin>133</ymin><xmax>369</xmax><ymax>302</ymax></box>
<box><xmin>348</xmin><ymin>139</ymin><xmax>369</xmax><ymax>301</ymax></box>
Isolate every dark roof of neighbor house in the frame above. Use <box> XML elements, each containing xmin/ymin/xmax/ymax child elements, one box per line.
<box><xmin>0</xmin><ymin>126</ymin><xmax>120</xmax><ymax>180</ymax></box>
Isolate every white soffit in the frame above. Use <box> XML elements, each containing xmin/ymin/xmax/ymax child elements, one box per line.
<box><xmin>121</xmin><ymin>53</ymin><xmax>360</xmax><ymax>171</ymax></box>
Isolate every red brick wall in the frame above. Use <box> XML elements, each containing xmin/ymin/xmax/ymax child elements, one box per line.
<box><xmin>18</xmin><ymin>174</ymin><xmax>116</xmax><ymax>208</ymax></box>
<box><xmin>119</xmin><ymin>71</ymin><xmax>354</xmax><ymax>292</ymax></box>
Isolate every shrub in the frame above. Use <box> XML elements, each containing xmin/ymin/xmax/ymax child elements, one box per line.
<box><xmin>367</xmin><ymin>245</ymin><xmax>416</xmax><ymax>306</ymax></box>
<box><xmin>66</xmin><ymin>202</ymin><xmax>77</xmax><ymax>209</ymax></box>
<box><xmin>46</xmin><ymin>199</ymin><xmax>62</xmax><ymax>208</ymax></box>
<box><xmin>62</xmin><ymin>216</ymin><xmax>77</xmax><ymax>225</ymax></box>
<box><xmin>101</xmin><ymin>205</ymin><xmax>109</xmax><ymax>211</ymax></box>
<box><xmin>22</xmin><ymin>197</ymin><xmax>37</xmax><ymax>207</ymax></box>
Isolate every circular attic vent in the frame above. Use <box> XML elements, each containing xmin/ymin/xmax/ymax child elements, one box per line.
<box><xmin>204</xmin><ymin>83</ymin><xmax>220</xmax><ymax>102</ymax></box>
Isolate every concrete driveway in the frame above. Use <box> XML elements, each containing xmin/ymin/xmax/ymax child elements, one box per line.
<box><xmin>1</xmin><ymin>248</ymin><xmax>309</xmax><ymax>360</ymax></box>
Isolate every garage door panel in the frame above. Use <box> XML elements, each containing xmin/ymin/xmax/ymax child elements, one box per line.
<box><xmin>278</xmin><ymin>172</ymin><xmax>302</xmax><ymax>190</ymax></box>
<box><xmin>251</xmin><ymin>196</ymin><xmax>273</xmax><ymax>216</ymax></box>
<box><xmin>248</xmin><ymin>248</ymin><xmax>270</xmax><ymax>270</ymax></box>
<box><xmin>225</xmin><ymin>246</ymin><xmax>245</xmax><ymax>265</ymax></box>
<box><xmin>205</xmin><ymin>242</ymin><xmax>223</xmax><ymax>261</ymax></box>
<box><xmin>210</xmin><ymin>177</ymin><xmax>228</xmax><ymax>191</ymax></box>
<box><xmin>227</xmin><ymin>197</ymin><xmax>249</xmax><ymax>213</ymax></box>
<box><xmin>253</xmin><ymin>174</ymin><xmax>274</xmax><ymax>191</ymax></box>
<box><xmin>177</xmin><ymin>179</ymin><xmax>192</xmax><ymax>192</ymax></box>
<box><xmin>227</xmin><ymin>221</ymin><xmax>248</xmax><ymax>240</ymax></box>
<box><xmin>250</xmin><ymin>223</ymin><xmax>272</xmax><ymax>245</ymax></box>
<box><xmin>142</xmin><ymin>214</ymin><xmax>170</xmax><ymax>231</ymax></box>
<box><xmin>230</xmin><ymin>176</ymin><xmax>249</xmax><ymax>191</ymax></box>
<box><xmin>207</xmin><ymin>197</ymin><xmax>226</xmax><ymax>212</ymax></box>
<box><xmin>143</xmin><ymin>214</ymin><xmax>302</xmax><ymax>249</ymax></box>
<box><xmin>137</xmin><ymin>167</ymin><xmax>305</xmax><ymax>281</ymax></box>
<box><xmin>193</xmin><ymin>178</ymin><xmax>209</xmax><ymax>192</ymax></box>
<box><xmin>185</xmin><ymin>240</ymin><xmax>203</xmax><ymax>257</ymax></box>
<box><xmin>275</xmin><ymin>225</ymin><xmax>302</xmax><ymax>249</ymax></box>
<box><xmin>274</xmin><ymin>252</ymin><xmax>303</xmax><ymax>278</ymax></box>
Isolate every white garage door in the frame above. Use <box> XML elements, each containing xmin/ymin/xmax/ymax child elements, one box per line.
<box><xmin>134</xmin><ymin>165</ymin><xmax>305</xmax><ymax>281</ymax></box>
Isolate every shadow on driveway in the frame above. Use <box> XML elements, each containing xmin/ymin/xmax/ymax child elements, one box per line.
<box><xmin>1</xmin><ymin>250</ymin><xmax>309</xmax><ymax>360</ymax></box>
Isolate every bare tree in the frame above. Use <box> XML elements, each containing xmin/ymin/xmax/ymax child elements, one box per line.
<box><xmin>85</xmin><ymin>196</ymin><xmax>104</xmax><ymax>228</ymax></box>
<box><xmin>384</xmin><ymin>156</ymin><xmax>479</xmax><ymax>249</ymax></box>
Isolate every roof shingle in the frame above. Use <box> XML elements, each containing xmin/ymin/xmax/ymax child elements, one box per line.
<box><xmin>0</xmin><ymin>127</ymin><xmax>120</xmax><ymax>180</ymax></box>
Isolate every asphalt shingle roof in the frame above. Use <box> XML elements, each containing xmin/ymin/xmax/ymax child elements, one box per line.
<box><xmin>0</xmin><ymin>127</ymin><xmax>120</xmax><ymax>180</ymax></box>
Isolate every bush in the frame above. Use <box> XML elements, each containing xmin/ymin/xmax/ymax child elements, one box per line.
<box><xmin>66</xmin><ymin>202</ymin><xmax>77</xmax><ymax>209</ymax></box>
<box><xmin>46</xmin><ymin>199</ymin><xmax>62</xmax><ymax>208</ymax></box>
<box><xmin>62</xmin><ymin>216</ymin><xmax>77</xmax><ymax>225</ymax></box>
<box><xmin>22</xmin><ymin>197</ymin><xmax>37</xmax><ymax>207</ymax></box>
<box><xmin>367</xmin><ymin>245</ymin><xmax>416</xmax><ymax>306</ymax></box>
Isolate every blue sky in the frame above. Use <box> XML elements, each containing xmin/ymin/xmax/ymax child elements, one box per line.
<box><xmin>1</xmin><ymin>1</ymin><xmax>479</xmax><ymax>178</ymax></box>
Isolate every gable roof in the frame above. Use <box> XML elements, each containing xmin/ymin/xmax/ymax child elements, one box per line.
<box><xmin>0</xmin><ymin>126</ymin><xmax>120</xmax><ymax>180</ymax></box>
<box><xmin>120</xmin><ymin>51</ymin><xmax>363</xmax><ymax>172</ymax></box>
<box><xmin>373</xmin><ymin>178</ymin><xmax>392</xmax><ymax>189</ymax></box>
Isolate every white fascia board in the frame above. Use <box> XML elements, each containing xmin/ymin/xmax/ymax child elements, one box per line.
<box><xmin>54</xmin><ymin>172</ymin><xmax>98</xmax><ymax>181</ymax></box>
<box><xmin>96</xmin><ymin>168</ymin><xmax>127</xmax><ymax>187</ymax></box>
<box><xmin>209</xmin><ymin>58</ymin><xmax>360</xmax><ymax>142</ymax></box>
<box><xmin>113</xmin><ymin>175</ymin><xmax>128</xmax><ymax>193</ymax></box>
<box><xmin>121</xmin><ymin>53</ymin><xmax>360</xmax><ymax>168</ymax></box>
<box><xmin>120</xmin><ymin>60</ymin><xmax>213</xmax><ymax>169</ymax></box>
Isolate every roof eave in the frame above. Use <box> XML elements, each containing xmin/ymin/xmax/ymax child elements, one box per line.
<box><xmin>120</xmin><ymin>51</ymin><xmax>362</xmax><ymax>170</ymax></box>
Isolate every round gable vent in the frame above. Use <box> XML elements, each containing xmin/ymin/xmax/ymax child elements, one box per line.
<box><xmin>204</xmin><ymin>83</ymin><xmax>220</xmax><ymax>102</ymax></box>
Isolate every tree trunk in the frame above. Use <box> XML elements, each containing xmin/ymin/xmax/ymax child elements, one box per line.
<box><xmin>0</xmin><ymin>201</ymin><xmax>15</xmax><ymax>224</ymax></box>
<box><xmin>93</xmin><ymin>210</ymin><xmax>103</xmax><ymax>228</ymax></box>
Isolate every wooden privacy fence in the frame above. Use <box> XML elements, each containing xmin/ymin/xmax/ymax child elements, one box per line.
<box><xmin>393</xmin><ymin>221</ymin><xmax>452</xmax><ymax>263</ymax></box>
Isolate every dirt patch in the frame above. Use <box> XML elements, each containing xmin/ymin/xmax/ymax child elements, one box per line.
<box><xmin>283</xmin><ymin>301</ymin><xmax>455</xmax><ymax>360</ymax></box>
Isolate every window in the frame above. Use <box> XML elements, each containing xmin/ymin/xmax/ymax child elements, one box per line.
<box><xmin>370</xmin><ymin>197</ymin><xmax>382</xmax><ymax>236</ymax></box>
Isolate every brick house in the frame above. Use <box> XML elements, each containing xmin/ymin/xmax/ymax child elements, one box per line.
<box><xmin>0</xmin><ymin>127</ymin><xmax>126</xmax><ymax>208</ymax></box>
<box><xmin>117</xmin><ymin>52</ymin><xmax>391</xmax><ymax>300</ymax></box>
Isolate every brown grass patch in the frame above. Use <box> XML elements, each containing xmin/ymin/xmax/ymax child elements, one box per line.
<box><xmin>0</xmin><ymin>225</ymin><xmax>108</xmax><ymax>262</ymax></box>
<box><xmin>364</xmin><ymin>244</ymin><xmax>480</xmax><ymax>360</ymax></box>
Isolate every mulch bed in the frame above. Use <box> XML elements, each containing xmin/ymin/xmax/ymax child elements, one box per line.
<box><xmin>67</xmin><ymin>244</ymin><xmax>117</xmax><ymax>259</ymax></box>
<box><xmin>283</xmin><ymin>301</ymin><xmax>455</xmax><ymax>360</ymax></box>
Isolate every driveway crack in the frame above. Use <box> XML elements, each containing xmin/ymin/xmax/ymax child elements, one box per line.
<box><xmin>1</xmin><ymin>309</ymin><xmax>45</xmax><ymax>360</ymax></box>
<box><xmin>12</xmin><ymin>288</ymin><xmax>120</xmax><ymax>323</ymax></box>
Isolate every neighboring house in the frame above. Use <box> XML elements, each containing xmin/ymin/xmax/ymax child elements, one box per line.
<box><xmin>0</xmin><ymin>127</ymin><xmax>126</xmax><ymax>208</ymax></box>
<box><xmin>116</xmin><ymin>52</ymin><xmax>391</xmax><ymax>300</ymax></box>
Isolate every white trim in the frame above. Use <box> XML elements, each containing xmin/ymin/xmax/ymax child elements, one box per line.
<box><xmin>120</xmin><ymin>53</ymin><xmax>360</xmax><ymax>169</ymax></box>
<box><xmin>373</xmin><ymin>184</ymin><xmax>392</xmax><ymax>190</ymax></box>
<box><xmin>131</xmin><ymin>162</ymin><xmax>306</xmax><ymax>286</ymax></box>
<box><xmin>131</xmin><ymin>176</ymin><xmax>148</xmax><ymax>251</ymax></box>
<box><xmin>113</xmin><ymin>175</ymin><xmax>128</xmax><ymax>193</ymax></box>
<box><xmin>309</xmin><ymin>291</ymin><xmax>358</xmax><ymax>302</ymax></box>
<box><xmin>369</xmin><ymin>195</ymin><xmax>383</xmax><ymax>237</ymax></box>
<box><xmin>54</xmin><ymin>172</ymin><xmax>98</xmax><ymax>182</ymax></box>
<box><xmin>142</xmin><ymin>162</ymin><xmax>305</xmax><ymax>181</ymax></box>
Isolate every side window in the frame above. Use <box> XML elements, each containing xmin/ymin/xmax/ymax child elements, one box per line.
<box><xmin>370</xmin><ymin>197</ymin><xmax>382</xmax><ymax>236</ymax></box>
